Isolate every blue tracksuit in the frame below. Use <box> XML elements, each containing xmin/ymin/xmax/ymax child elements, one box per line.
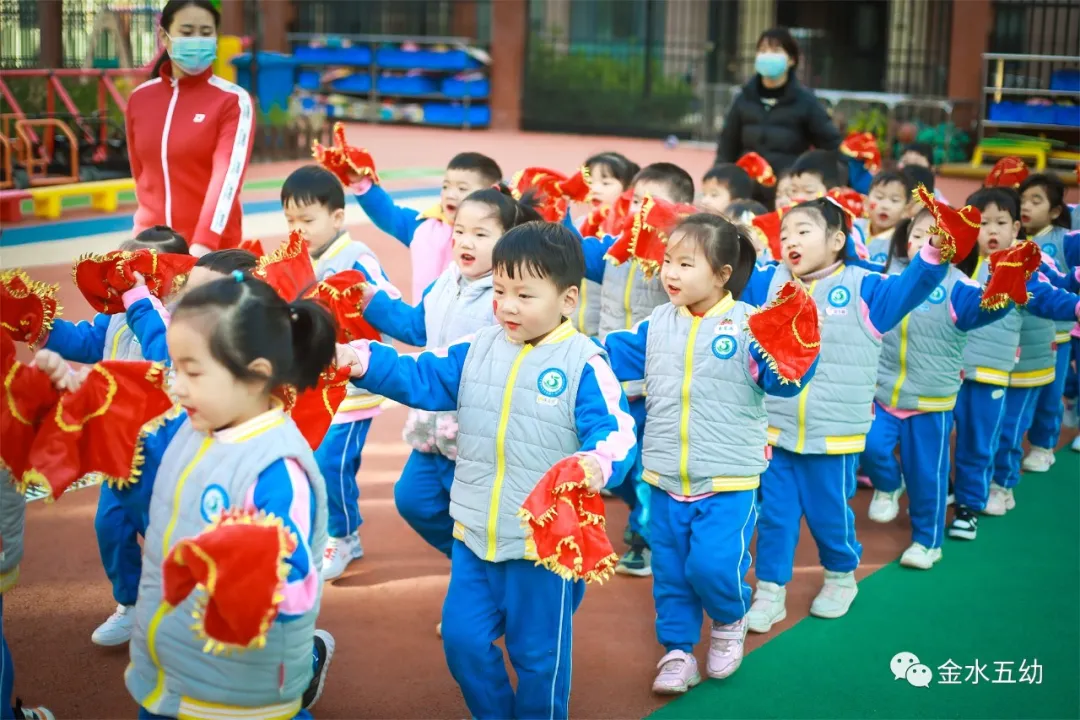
<box><xmin>43</xmin><ymin>291</ymin><xmax>169</xmax><ymax>606</ymax></box>
<box><xmin>743</xmin><ymin>248</ymin><xmax>948</xmax><ymax>585</ymax></box>
<box><xmin>351</xmin><ymin>329</ymin><xmax>636</xmax><ymax>720</ymax></box>
<box><xmin>862</xmin><ymin>280</ymin><xmax>1010</xmax><ymax>548</ymax></box>
<box><xmin>953</xmin><ymin>380</ymin><xmax>1008</xmax><ymax>511</ymax></box>
<box><xmin>1</xmin><ymin>596</ymin><xmax>14</xmax><ymax>720</ymax></box>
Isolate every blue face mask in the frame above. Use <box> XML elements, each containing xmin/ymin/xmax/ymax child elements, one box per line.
<box><xmin>755</xmin><ymin>52</ymin><xmax>789</xmax><ymax>80</ymax></box>
<box><xmin>169</xmin><ymin>34</ymin><xmax>218</xmax><ymax>75</ymax></box>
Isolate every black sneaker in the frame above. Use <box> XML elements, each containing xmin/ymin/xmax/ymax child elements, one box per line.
<box><xmin>948</xmin><ymin>506</ymin><xmax>978</xmax><ymax>541</ymax></box>
<box><xmin>302</xmin><ymin>629</ymin><xmax>335</xmax><ymax>709</ymax></box>
<box><xmin>614</xmin><ymin>533</ymin><xmax>652</xmax><ymax>577</ymax></box>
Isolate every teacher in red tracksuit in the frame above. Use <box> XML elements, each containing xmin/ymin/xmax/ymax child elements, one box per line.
<box><xmin>126</xmin><ymin>0</ymin><xmax>254</xmax><ymax>256</ymax></box>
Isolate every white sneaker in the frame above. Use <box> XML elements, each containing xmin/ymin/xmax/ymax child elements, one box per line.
<box><xmin>810</xmin><ymin>571</ymin><xmax>858</xmax><ymax>619</ymax></box>
<box><xmin>322</xmin><ymin>532</ymin><xmax>364</xmax><ymax>581</ymax></box>
<box><xmin>868</xmin><ymin>488</ymin><xmax>903</xmax><ymax>523</ymax></box>
<box><xmin>899</xmin><ymin>542</ymin><xmax>942</xmax><ymax>570</ymax></box>
<box><xmin>436</xmin><ymin>622</ymin><xmax>442</xmax><ymax>638</ymax></box>
<box><xmin>1063</xmin><ymin>402</ymin><xmax>1079</xmax><ymax>429</ymax></box>
<box><xmin>746</xmin><ymin>581</ymin><xmax>787</xmax><ymax>633</ymax></box>
<box><xmin>1021</xmin><ymin>446</ymin><xmax>1054</xmax><ymax>473</ymax></box>
<box><xmin>983</xmin><ymin>484</ymin><xmax>1014</xmax><ymax>516</ymax></box>
<box><xmin>1072</xmin><ymin>434</ymin><xmax>1080</xmax><ymax>452</ymax></box>
<box><xmin>91</xmin><ymin>604</ymin><xmax>134</xmax><ymax>646</ymax></box>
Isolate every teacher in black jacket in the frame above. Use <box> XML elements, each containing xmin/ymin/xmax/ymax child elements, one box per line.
<box><xmin>715</xmin><ymin>28</ymin><xmax>841</xmax><ymax>173</ymax></box>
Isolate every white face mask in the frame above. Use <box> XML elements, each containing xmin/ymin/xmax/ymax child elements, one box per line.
<box><xmin>755</xmin><ymin>52</ymin><xmax>789</xmax><ymax>80</ymax></box>
<box><xmin>168</xmin><ymin>33</ymin><xmax>218</xmax><ymax>74</ymax></box>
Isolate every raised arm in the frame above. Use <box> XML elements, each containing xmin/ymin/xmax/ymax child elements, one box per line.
<box><xmin>748</xmin><ymin>342</ymin><xmax>818</xmax><ymax>397</ymax></box>
<box><xmin>346</xmin><ymin>338</ymin><xmax>467</xmax><ymax>411</ymax></box>
<box><xmin>573</xmin><ymin>357</ymin><xmax>637</xmax><ymax>489</ymax></box>
<box><xmin>951</xmin><ymin>276</ymin><xmax>1014</xmax><ymax>332</ymax></box>
<box><xmin>582</xmin><ymin>234</ymin><xmax>617</xmax><ymax>284</ymax></box>
<box><xmin>352</xmin><ymin>179</ymin><xmax>426</xmax><ymax>247</ymax></box>
<box><xmin>42</xmin><ymin>314</ymin><xmax>110</xmax><ymax>364</ymax></box>
<box><xmin>363</xmin><ymin>281</ymin><xmax>434</xmax><ymax>347</ymax></box>
<box><xmin>1026</xmin><ymin>274</ymin><xmax>1080</xmax><ymax>322</ymax></box>
<box><xmin>859</xmin><ymin>243</ymin><xmax>948</xmax><ymax>335</ymax></box>
<box><xmin>122</xmin><ymin>286</ymin><xmax>171</xmax><ymax>362</ymax></box>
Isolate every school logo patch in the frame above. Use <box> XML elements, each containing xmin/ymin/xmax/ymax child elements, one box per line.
<box><xmin>200</xmin><ymin>484</ymin><xmax>229</xmax><ymax>522</ymax></box>
<box><xmin>828</xmin><ymin>286</ymin><xmax>851</xmax><ymax>308</ymax></box>
<box><xmin>871</xmin><ymin>252</ymin><xmax>888</xmax><ymax>264</ymax></box>
<box><xmin>928</xmin><ymin>285</ymin><xmax>947</xmax><ymax>304</ymax></box>
<box><xmin>537</xmin><ymin>368</ymin><xmax>568</xmax><ymax>397</ymax></box>
<box><xmin>712</xmin><ymin>334</ymin><xmax>738</xmax><ymax>360</ymax></box>
<box><xmin>1044</xmin><ymin>243</ymin><xmax>1057</xmax><ymax>257</ymax></box>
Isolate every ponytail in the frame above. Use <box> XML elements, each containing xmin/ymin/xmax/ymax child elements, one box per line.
<box><xmin>728</xmin><ymin>226</ymin><xmax>757</xmax><ymax>300</ymax></box>
<box><xmin>286</xmin><ymin>299</ymin><xmax>338</xmax><ymax>391</ymax></box>
<box><xmin>887</xmin><ymin>217</ymin><xmax>914</xmax><ymax>266</ymax></box>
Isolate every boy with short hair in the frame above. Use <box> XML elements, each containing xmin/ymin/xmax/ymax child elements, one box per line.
<box><xmin>860</xmin><ymin>170</ymin><xmax>917</xmax><ymax>263</ymax></box>
<box><xmin>787</xmin><ymin>149</ymin><xmax>845</xmax><ymax>204</ymax></box>
<box><xmin>580</xmin><ymin>161</ymin><xmax>696</xmax><ymax>576</ymax></box>
<box><xmin>700</xmin><ymin>164</ymin><xmax>754</xmax><ymax>215</ymax></box>
<box><xmin>281</xmin><ymin>164</ymin><xmax>402</xmax><ymax>580</ymax></box>
<box><xmin>338</xmin><ymin>221</ymin><xmax>636</xmax><ymax>720</ymax></box>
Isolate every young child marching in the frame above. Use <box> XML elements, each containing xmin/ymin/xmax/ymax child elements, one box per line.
<box><xmin>357</xmin><ymin>186</ymin><xmax>542</xmax><ymax>635</ymax></box>
<box><xmin>739</xmin><ymin>196</ymin><xmax>951</xmax><ymax>630</ymax></box>
<box><xmin>598</xmin><ymin>212</ymin><xmax>820</xmax><ymax>693</ymax></box>
<box><xmin>338</xmin><ymin>221</ymin><xmax>637</xmax><ymax>719</ymax></box>
<box><xmin>948</xmin><ymin>187</ymin><xmax>1080</xmax><ymax>533</ymax></box>
<box><xmin>860</xmin><ymin>198</ymin><xmax>1012</xmax><ymax>567</ymax></box>
<box><xmin>282</xmin><ymin>164</ymin><xmax>402</xmax><ymax>580</ymax></box>
<box><xmin>34</xmin><ymin>273</ymin><xmax>338</xmax><ymax>719</ymax></box>
<box><xmin>580</xmin><ymin>162</ymin><xmax>697</xmax><ymax>576</ymax></box>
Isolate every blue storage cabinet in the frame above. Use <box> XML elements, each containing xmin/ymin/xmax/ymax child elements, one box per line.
<box><xmin>377</xmin><ymin>74</ymin><xmax>440</xmax><ymax>96</ymax></box>
<box><xmin>328</xmin><ymin>74</ymin><xmax>373</xmax><ymax>93</ymax></box>
<box><xmin>294</xmin><ymin>45</ymin><xmax>371</xmax><ymax>67</ymax></box>
<box><xmin>1050</xmin><ymin>69</ymin><xmax>1080</xmax><ymax>92</ymax></box>
<box><xmin>442</xmin><ymin>77</ymin><xmax>489</xmax><ymax>98</ymax></box>
<box><xmin>231</xmin><ymin>52</ymin><xmax>300</xmax><ymax>112</ymax></box>
<box><xmin>423</xmin><ymin>103</ymin><xmax>490</xmax><ymax>127</ymax></box>
<box><xmin>375</xmin><ymin>48</ymin><xmax>482</xmax><ymax>72</ymax></box>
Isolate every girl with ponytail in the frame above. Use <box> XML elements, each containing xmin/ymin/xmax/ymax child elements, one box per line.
<box><xmin>597</xmin><ymin>213</ymin><xmax>819</xmax><ymax>694</ymax></box>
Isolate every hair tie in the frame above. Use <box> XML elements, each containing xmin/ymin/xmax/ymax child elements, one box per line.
<box><xmin>231</xmin><ymin>270</ymin><xmax>244</xmax><ymax>282</ymax></box>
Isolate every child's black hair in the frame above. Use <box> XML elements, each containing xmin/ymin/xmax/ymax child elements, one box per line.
<box><xmin>887</xmin><ymin>207</ymin><xmax>932</xmax><ymax>266</ymax></box>
<box><xmin>195</xmin><ymin>248</ymin><xmax>258</xmax><ymax>275</ymax></box>
<box><xmin>173</xmin><ymin>275</ymin><xmax>337</xmax><ymax>393</ymax></box>
<box><xmin>902</xmin><ymin>143</ymin><xmax>935</xmax><ymax>167</ymax></box>
<box><xmin>703</xmin><ymin>164</ymin><xmax>754</xmax><ymax>202</ymax></box>
<box><xmin>448</xmin><ymin>152</ymin><xmax>503</xmax><ymax>186</ymax></box>
<box><xmin>458</xmin><ymin>184</ymin><xmax>545</xmax><ymax>233</ymax></box>
<box><xmin>1019</xmin><ymin>173</ymin><xmax>1070</xmax><ymax>229</ymax></box>
<box><xmin>281</xmin><ymin>165</ymin><xmax>346</xmax><ymax>212</ymax></box>
<box><xmin>492</xmin><ymin>221</ymin><xmax>584</xmax><ymax>293</ymax></box>
<box><xmin>791</xmin><ymin>150</ymin><xmax>844</xmax><ymax>190</ymax></box>
<box><xmin>585</xmin><ymin>152</ymin><xmax>640</xmax><ymax>189</ymax></box>
<box><xmin>633</xmin><ymin>162</ymin><xmax>695</xmax><ymax>204</ymax></box>
<box><xmin>726</xmin><ymin>199</ymin><xmax>768</xmax><ymax>222</ymax></box>
<box><xmin>967</xmin><ymin>186</ymin><xmax>1021</xmax><ymax>224</ymax></box>
<box><xmin>784</xmin><ymin>197</ymin><xmax>851</xmax><ymax>261</ymax></box>
<box><xmin>869</xmin><ymin>169</ymin><xmax>916</xmax><ymax>196</ymax></box>
<box><xmin>670</xmin><ymin>213</ymin><xmax>757</xmax><ymax>300</ymax></box>
<box><xmin>901</xmin><ymin>165</ymin><xmax>935</xmax><ymax>195</ymax></box>
<box><xmin>121</xmin><ymin>225</ymin><xmax>189</xmax><ymax>254</ymax></box>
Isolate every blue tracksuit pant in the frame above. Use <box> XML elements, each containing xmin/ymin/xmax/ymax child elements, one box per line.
<box><xmin>442</xmin><ymin>540</ymin><xmax>584</xmax><ymax>720</ymax></box>
<box><xmin>395</xmin><ymin>449</ymin><xmax>457</xmax><ymax>558</ymax></box>
<box><xmin>650</xmin><ymin>487</ymin><xmax>757</xmax><ymax>653</ymax></box>
<box><xmin>994</xmin><ymin>385</ymin><xmax>1042</xmax><ymax>489</ymax></box>
<box><xmin>139</xmin><ymin>709</ymin><xmax>311</xmax><ymax>719</ymax></box>
<box><xmin>861</xmin><ymin>405</ymin><xmax>953</xmax><ymax>549</ymax></box>
<box><xmin>1065</xmin><ymin>337</ymin><xmax>1079</xmax><ymax>401</ymax></box>
<box><xmin>612</xmin><ymin>397</ymin><xmax>649</xmax><ymax>543</ymax></box>
<box><xmin>1027</xmin><ymin>344</ymin><xmax>1072</xmax><ymax>449</ymax></box>
<box><xmin>96</xmin><ymin>482</ymin><xmax>144</xmax><ymax>606</ymax></box>
<box><xmin>1</xmin><ymin>595</ymin><xmax>14</xmax><ymax>720</ymax></box>
<box><xmin>314</xmin><ymin>419</ymin><xmax>370</xmax><ymax>539</ymax></box>
<box><xmin>953</xmin><ymin>380</ymin><xmax>1008</xmax><ymax>511</ymax></box>
<box><xmin>756</xmin><ymin>448</ymin><xmax>862</xmax><ymax>586</ymax></box>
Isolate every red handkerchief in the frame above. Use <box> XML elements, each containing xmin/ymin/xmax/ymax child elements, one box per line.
<box><xmin>913</xmin><ymin>185</ymin><xmax>980</xmax><ymax>264</ymax></box>
<box><xmin>736</xmin><ymin>152</ymin><xmax>776</xmax><ymax>187</ymax></box>
<box><xmin>312</xmin><ymin>122</ymin><xmax>380</xmax><ymax>186</ymax></box>
<box><xmin>303</xmin><ymin>269</ymin><xmax>381</xmax><ymax>343</ymax></box>
<box><xmin>73</xmin><ymin>249</ymin><xmax>195</xmax><ymax>314</ymax></box>
<box><xmin>0</xmin><ymin>269</ymin><xmax>61</xmax><ymax>348</ymax></box>
<box><xmin>23</xmin><ymin>362</ymin><xmax>173</xmax><ymax>499</ymax></box>
<box><xmin>746</xmin><ymin>281</ymin><xmax>821</xmax><ymax>385</ymax></box>
<box><xmin>751</xmin><ymin>209</ymin><xmax>785</xmax><ymax>261</ymax></box>
<box><xmin>239</xmin><ymin>238</ymin><xmax>267</xmax><ymax>259</ymax></box>
<box><xmin>0</xmin><ymin>334</ymin><xmax>60</xmax><ymax>480</ymax></box>
<box><xmin>604</xmin><ymin>195</ymin><xmax>696</xmax><ymax>279</ymax></box>
<box><xmin>556</xmin><ymin>167</ymin><xmax>592</xmax><ymax>202</ymax></box>
<box><xmin>840</xmin><ymin>131</ymin><xmax>882</xmax><ymax>174</ymax></box>
<box><xmin>984</xmin><ymin>157</ymin><xmax>1029</xmax><ymax>189</ymax></box>
<box><xmin>981</xmin><ymin>240</ymin><xmax>1043</xmax><ymax>310</ymax></box>
<box><xmin>163</xmin><ymin>508</ymin><xmax>297</xmax><ymax>655</ymax></box>
<box><xmin>252</xmin><ymin>231</ymin><xmax>317</xmax><ymax>302</ymax></box>
<box><xmin>288</xmin><ymin>363</ymin><xmax>353</xmax><ymax>450</ymax></box>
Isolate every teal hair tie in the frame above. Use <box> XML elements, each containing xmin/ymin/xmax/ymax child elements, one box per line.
<box><xmin>232</xmin><ymin>270</ymin><xmax>244</xmax><ymax>282</ymax></box>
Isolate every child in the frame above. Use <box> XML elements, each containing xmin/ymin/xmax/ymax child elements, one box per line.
<box><xmin>600</xmin><ymin>214</ymin><xmax>818</xmax><ymax>693</ymax></box>
<box><xmin>786</xmin><ymin>150</ymin><xmax>845</xmax><ymax>205</ymax></box>
<box><xmin>950</xmin><ymin>188</ymin><xmax>1080</xmax><ymax>529</ymax></box>
<box><xmin>1018</xmin><ymin>173</ymin><xmax>1075</xmax><ymax>472</ymax></box>
<box><xmin>282</xmin><ymin>164</ymin><xmax>401</xmax><ymax>580</ymax></box>
<box><xmin>1</xmin><ymin>469</ymin><xmax>55</xmax><ymax>720</ymax></box>
<box><xmin>576</xmin><ymin>152</ymin><xmax>640</xmax><ymax>337</ymax></box>
<box><xmin>740</xmin><ymin>196</ymin><xmax>949</xmax><ymax>629</ymax></box>
<box><xmin>338</xmin><ymin>221</ymin><xmax>636</xmax><ymax>720</ymax></box>
<box><xmin>897</xmin><ymin>143</ymin><xmax>949</xmax><ymax>204</ymax></box>
<box><xmin>100</xmin><ymin>273</ymin><xmax>335</xmax><ymax>719</ymax></box>
<box><xmin>862</xmin><ymin>208</ymin><xmax>1010</xmax><ymax>568</ymax></box>
<box><xmin>359</xmin><ymin>187</ymin><xmax>541</xmax><ymax>564</ymax></box>
<box><xmin>699</xmin><ymin>164</ymin><xmax>753</xmax><ymax>215</ymax></box>
<box><xmin>38</xmin><ymin>225</ymin><xmax>186</xmax><ymax>647</ymax></box>
<box><xmin>352</xmin><ymin>151</ymin><xmax>502</xmax><ymax>301</ymax></box>
<box><xmin>581</xmin><ymin>162</ymin><xmax>696</xmax><ymax>576</ymax></box>
<box><xmin>774</xmin><ymin>168</ymin><xmax>795</xmax><ymax>211</ymax></box>
<box><xmin>860</xmin><ymin>171</ymin><xmax>915</xmax><ymax>264</ymax></box>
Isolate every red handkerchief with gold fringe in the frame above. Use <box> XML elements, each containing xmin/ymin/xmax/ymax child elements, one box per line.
<box><xmin>746</xmin><ymin>281</ymin><xmax>821</xmax><ymax>385</ymax></box>
<box><xmin>0</xmin><ymin>334</ymin><xmax>60</xmax><ymax>481</ymax></box>
<box><xmin>73</xmin><ymin>250</ymin><xmax>195</xmax><ymax>314</ymax></box>
<box><xmin>1</xmin><ymin>269</ymin><xmax>61</xmax><ymax>348</ymax></box>
<box><xmin>912</xmin><ymin>186</ymin><xmax>980</xmax><ymax>265</ymax></box>
<box><xmin>252</xmin><ymin>231</ymin><xmax>317</xmax><ymax>302</ymax></box>
<box><xmin>981</xmin><ymin>240</ymin><xmax>1042</xmax><ymax>311</ymax></box>
<box><xmin>312</xmin><ymin>122</ymin><xmax>380</xmax><ymax>186</ymax></box>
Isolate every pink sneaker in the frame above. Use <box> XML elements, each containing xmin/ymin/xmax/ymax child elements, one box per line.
<box><xmin>856</xmin><ymin>473</ymin><xmax>873</xmax><ymax>489</ymax></box>
<box><xmin>706</xmin><ymin>617</ymin><xmax>747</xmax><ymax>679</ymax></box>
<box><xmin>652</xmin><ymin>650</ymin><xmax>701</xmax><ymax>695</ymax></box>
